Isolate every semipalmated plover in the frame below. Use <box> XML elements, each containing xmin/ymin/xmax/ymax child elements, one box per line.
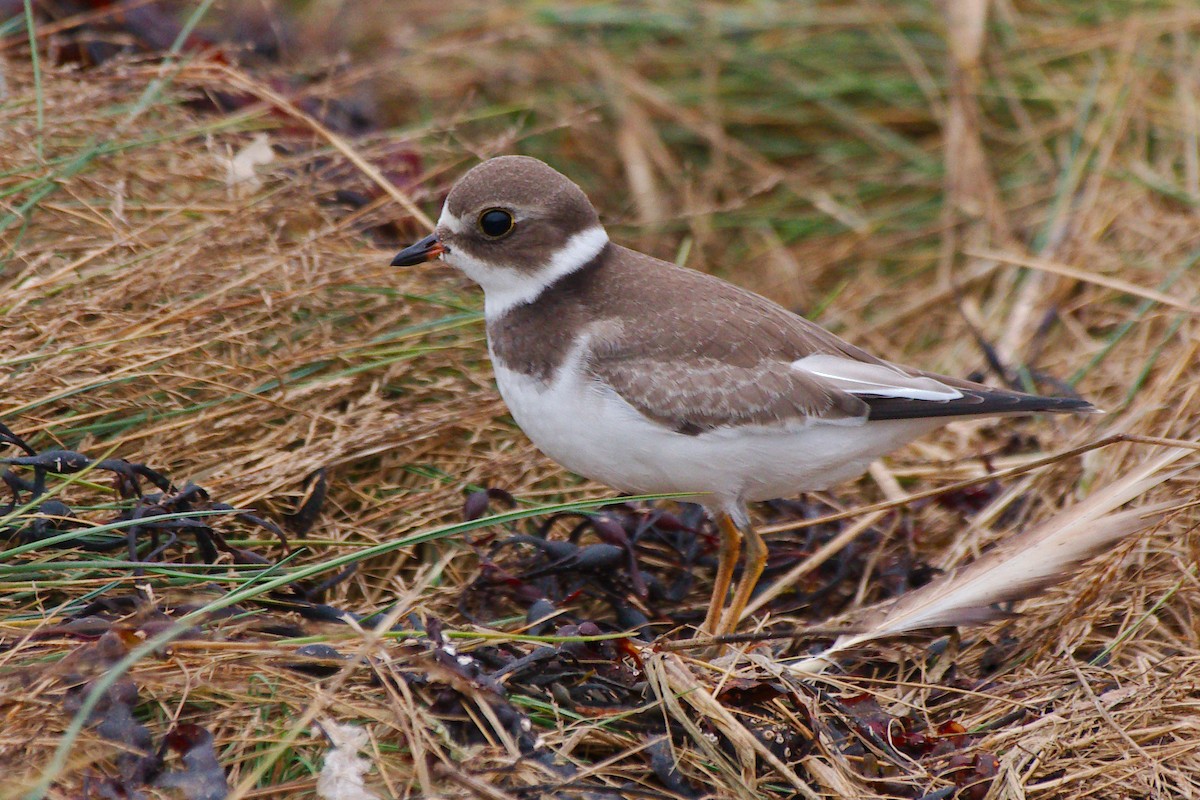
<box><xmin>392</xmin><ymin>155</ymin><xmax>1094</xmax><ymax>636</ymax></box>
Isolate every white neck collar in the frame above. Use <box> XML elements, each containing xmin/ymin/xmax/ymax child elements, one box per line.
<box><xmin>445</xmin><ymin>225</ymin><xmax>610</xmax><ymax>320</ymax></box>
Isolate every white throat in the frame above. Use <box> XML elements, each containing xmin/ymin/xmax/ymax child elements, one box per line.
<box><xmin>436</xmin><ymin>207</ymin><xmax>609</xmax><ymax>320</ymax></box>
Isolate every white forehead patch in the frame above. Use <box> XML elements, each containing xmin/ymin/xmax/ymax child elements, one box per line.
<box><xmin>437</xmin><ymin>203</ymin><xmax>468</xmax><ymax>235</ymax></box>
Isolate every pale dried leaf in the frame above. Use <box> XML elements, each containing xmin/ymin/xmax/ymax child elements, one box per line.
<box><xmin>789</xmin><ymin>448</ymin><xmax>1193</xmax><ymax>674</ymax></box>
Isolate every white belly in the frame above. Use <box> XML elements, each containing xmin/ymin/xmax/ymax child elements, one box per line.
<box><xmin>490</xmin><ymin>351</ymin><xmax>943</xmax><ymax>507</ymax></box>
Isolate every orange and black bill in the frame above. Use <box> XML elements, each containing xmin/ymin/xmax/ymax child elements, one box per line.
<box><xmin>391</xmin><ymin>234</ymin><xmax>444</xmax><ymax>266</ymax></box>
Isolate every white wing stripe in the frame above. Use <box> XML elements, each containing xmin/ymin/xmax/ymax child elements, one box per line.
<box><xmin>791</xmin><ymin>354</ymin><xmax>963</xmax><ymax>402</ymax></box>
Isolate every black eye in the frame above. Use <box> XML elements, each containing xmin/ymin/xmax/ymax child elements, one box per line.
<box><xmin>479</xmin><ymin>208</ymin><xmax>515</xmax><ymax>238</ymax></box>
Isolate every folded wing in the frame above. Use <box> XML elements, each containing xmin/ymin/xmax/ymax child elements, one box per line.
<box><xmin>591</xmin><ymin>355</ymin><xmax>869</xmax><ymax>434</ymax></box>
<box><xmin>790</xmin><ymin>353</ymin><xmax>1095</xmax><ymax>420</ymax></box>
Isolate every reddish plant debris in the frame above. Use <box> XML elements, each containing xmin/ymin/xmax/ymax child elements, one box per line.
<box><xmin>458</xmin><ymin>492</ymin><xmax>943</xmax><ymax>649</ymax></box>
<box><xmin>462</xmin><ymin>486</ymin><xmax>517</xmax><ymax>521</ymax></box>
<box><xmin>154</xmin><ymin>724</ymin><xmax>229</xmax><ymax>800</ymax></box>
<box><xmin>284</xmin><ymin>467</ymin><xmax>329</xmax><ymax>537</ymax></box>
<box><xmin>812</xmin><ymin>691</ymin><xmax>1001</xmax><ymax>797</ymax></box>
<box><xmin>53</xmin><ymin>632</ymin><xmax>228</xmax><ymax>798</ymax></box>
<box><xmin>0</xmin><ymin>427</ymin><xmax>363</xmax><ymax>627</ymax></box>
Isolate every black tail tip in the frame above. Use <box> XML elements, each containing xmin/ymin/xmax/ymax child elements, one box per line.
<box><xmin>1053</xmin><ymin>396</ymin><xmax>1101</xmax><ymax>414</ymax></box>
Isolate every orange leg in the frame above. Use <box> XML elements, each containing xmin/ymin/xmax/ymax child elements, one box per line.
<box><xmin>718</xmin><ymin>520</ymin><xmax>766</xmax><ymax>636</ymax></box>
<box><xmin>702</xmin><ymin>511</ymin><xmax>743</xmax><ymax>635</ymax></box>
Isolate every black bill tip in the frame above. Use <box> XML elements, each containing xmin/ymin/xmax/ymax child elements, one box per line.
<box><xmin>391</xmin><ymin>233</ymin><xmax>444</xmax><ymax>266</ymax></box>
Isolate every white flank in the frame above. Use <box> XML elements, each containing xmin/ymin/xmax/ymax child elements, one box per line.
<box><xmin>791</xmin><ymin>354</ymin><xmax>963</xmax><ymax>401</ymax></box>
<box><xmin>491</xmin><ymin>341</ymin><xmax>947</xmax><ymax>507</ymax></box>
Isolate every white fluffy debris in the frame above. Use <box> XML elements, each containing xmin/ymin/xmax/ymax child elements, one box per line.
<box><xmin>316</xmin><ymin>719</ymin><xmax>380</xmax><ymax>800</ymax></box>
<box><xmin>220</xmin><ymin>133</ymin><xmax>274</xmax><ymax>196</ymax></box>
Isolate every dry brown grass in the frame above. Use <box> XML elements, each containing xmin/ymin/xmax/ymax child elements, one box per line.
<box><xmin>2</xmin><ymin>2</ymin><xmax>1200</xmax><ymax>798</ymax></box>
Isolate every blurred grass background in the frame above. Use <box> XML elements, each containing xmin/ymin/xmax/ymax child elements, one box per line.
<box><xmin>2</xmin><ymin>1</ymin><xmax>1200</xmax><ymax>798</ymax></box>
<box><xmin>253</xmin><ymin>0</ymin><xmax>1200</xmax><ymax>385</ymax></box>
